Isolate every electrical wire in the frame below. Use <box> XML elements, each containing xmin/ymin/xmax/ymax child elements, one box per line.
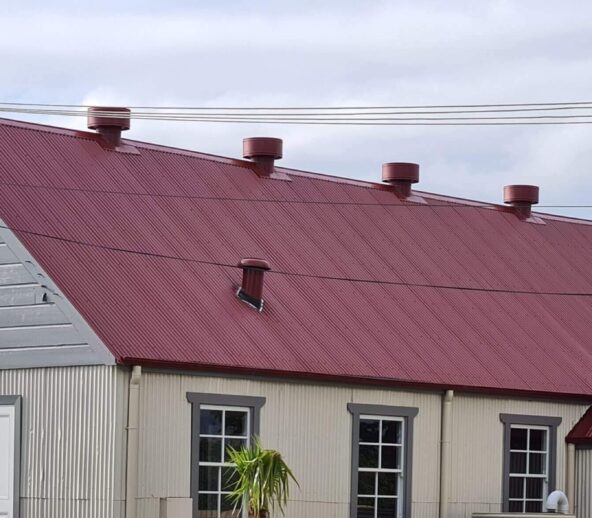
<box><xmin>2</xmin><ymin>221</ymin><xmax>592</xmax><ymax>297</ymax></box>
<box><xmin>3</xmin><ymin>100</ymin><xmax>592</xmax><ymax>110</ymax></box>
<box><xmin>4</xmin><ymin>105</ymin><xmax>592</xmax><ymax>126</ymax></box>
<box><xmin>7</xmin><ymin>104</ymin><xmax>592</xmax><ymax>116</ymax></box>
<box><xmin>1</xmin><ymin>180</ymin><xmax>592</xmax><ymax>208</ymax></box>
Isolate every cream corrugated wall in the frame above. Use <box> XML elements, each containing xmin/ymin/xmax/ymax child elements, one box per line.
<box><xmin>575</xmin><ymin>448</ymin><xmax>591</xmax><ymax>518</ymax></box>
<box><xmin>137</xmin><ymin>372</ymin><xmax>590</xmax><ymax>518</ymax></box>
<box><xmin>449</xmin><ymin>394</ymin><xmax>589</xmax><ymax>518</ymax></box>
<box><xmin>137</xmin><ymin>372</ymin><xmax>441</xmax><ymax>518</ymax></box>
<box><xmin>0</xmin><ymin>366</ymin><xmax>127</xmax><ymax>518</ymax></box>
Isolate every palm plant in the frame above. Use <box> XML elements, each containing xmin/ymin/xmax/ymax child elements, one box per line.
<box><xmin>226</xmin><ymin>438</ymin><xmax>298</xmax><ymax>517</ymax></box>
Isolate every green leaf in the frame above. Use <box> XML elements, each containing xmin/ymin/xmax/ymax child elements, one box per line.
<box><xmin>226</xmin><ymin>437</ymin><xmax>299</xmax><ymax>516</ymax></box>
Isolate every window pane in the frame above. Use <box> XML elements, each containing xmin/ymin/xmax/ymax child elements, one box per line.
<box><xmin>199</xmin><ymin>466</ymin><xmax>219</xmax><ymax>491</ymax></box>
<box><xmin>200</xmin><ymin>409</ymin><xmax>222</xmax><ymax>435</ymax></box>
<box><xmin>198</xmin><ymin>493</ymin><xmax>218</xmax><ymax>513</ymax></box>
<box><xmin>382</xmin><ymin>420</ymin><xmax>401</xmax><ymax>444</ymax></box>
<box><xmin>529</xmin><ymin>453</ymin><xmax>546</xmax><ymax>474</ymax></box>
<box><xmin>378</xmin><ymin>473</ymin><xmax>398</xmax><ymax>496</ymax></box>
<box><xmin>381</xmin><ymin>446</ymin><xmax>400</xmax><ymax>469</ymax></box>
<box><xmin>510</xmin><ymin>428</ymin><xmax>527</xmax><ymax>450</ymax></box>
<box><xmin>509</xmin><ymin>477</ymin><xmax>524</xmax><ymax>499</ymax></box>
<box><xmin>222</xmin><ymin>466</ymin><xmax>239</xmax><ymax>492</ymax></box>
<box><xmin>360</xmin><ymin>419</ymin><xmax>380</xmax><ymax>443</ymax></box>
<box><xmin>200</xmin><ymin>437</ymin><xmax>222</xmax><ymax>463</ymax></box>
<box><xmin>221</xmin><ymin>493</ymin><xmax>240</xmax><ymax>516</ymax></box>
<box><xmin>377</xmin><ymin>497</ymin><xmax>397</xmax><ymax>517</ymax></box>
<box><xmin>358</xmin><ymin>472</ymin><xmax>375</xmax><ymax>495</ymax></box>
<box><xmin>357</xmin><ymin>497</ymin><xmax>375</xmax><ymax>518</ymax></box>
<box><xmin>225</xmin><ymin>411</ymin><xmax>247</xmax><ymax>436</ymax></box>
<box><xmin>529</xmin><ymin>429</ymin><xmax>546</xmax><ymax>451</ymax></box>
<box><xmin>224</xmin><ymin>438</ymin><xmax>247</xmax><ymax>462</ymax></box>
<box><xmin>526</xmin><ymin>500</ymin><xmax>542</xmax><ymax>513</ymax></box>
<box><xmin>526</xmin><ymin>478</ymin><xmax>543</xmax><ymax>499</ymax></box>
<box><xmin>510</xmin><ymin>452</ymin><xmax>526</xmax><ymax>473</ymax></box>
<box><xmin>359</xmin><ymin>445</ymin><xmax>379</xmax><ymax>468</ymax></box>
<box><xmin>508</xmin><ymin>500</ymin><xmax>523</xmax><ymax>512</ymax></box>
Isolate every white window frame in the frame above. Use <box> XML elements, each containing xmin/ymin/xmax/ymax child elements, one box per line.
<box><xmin>357</xmin><ymin>414</ymin><xmax>405</xmax><ymax>518</ymax></box>
<box><xmin>508</xmin><ymin>424</ymin><xmax>550</xmax><ymax>513</ymax></box>
<box><xmin>187</xmin><ymin>392</ymin><xmax>265</xmax><ymax>518</ymax></box>
<box><xmin>499</xmin><ymin>413</ymin><xmax>561</xmax><ymax>514</ymax></box>
<box><xmin>348</xmin><ymin>403</ymin><xmax>418</xmax><ymax>518</ymax></box>
<box><xmin>198</xmin><ymin>404</ymin><xmax>251</xmax><ymax>518</ymax></box>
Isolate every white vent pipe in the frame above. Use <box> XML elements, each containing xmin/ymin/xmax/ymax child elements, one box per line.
<box><xmin>546</xmin><ymin>490</ymin><xmax>569</xmax><ymax>514</ymax></box>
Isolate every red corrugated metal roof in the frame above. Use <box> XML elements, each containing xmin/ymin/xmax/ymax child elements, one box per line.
<box><xmin>567</xmin><ymin>407</ymin><xmax>592</xmax><ymax>444</ymax></box>
<box><xmin>1</xmin><ymin>117</ymin><xmax>592</xmax><ymax>398</ymax></box>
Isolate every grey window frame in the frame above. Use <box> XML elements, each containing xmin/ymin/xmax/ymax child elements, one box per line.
<box><xmin>348</xmin><ymin>403</ymin><xmax>418</xmax><ymax>518</ymax></box>
<box><xmin>187</xmin><ymin>392</ymin><xmax>266</xmax><ymax>517</ymax></box>
<box><xmin>500</xmin><ymin>414</ymin><xmax>562</xmax><ymax>513</ymax></box>
<box><xmin>0</xmin><ymin>395</ymin><xmax>21</xmax><ymax>518</ymax></box>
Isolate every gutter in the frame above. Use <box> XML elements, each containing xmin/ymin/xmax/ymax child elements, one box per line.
<box><xmin>126</xmin><ymin>366</ymin><xmax>142</xmax><ymax>518</ymax></box>
<box><xmin>440</xmin><ymin>390</ymin><xmax>454</xmax><ymax>518</ymax></box>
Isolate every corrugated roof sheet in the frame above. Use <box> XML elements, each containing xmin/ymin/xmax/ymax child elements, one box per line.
<box><xmin>1</xmin><ymin>117</ymin><xmax>592</xmax><ymax>398</ymax></box>
<box><xmin>567</xmin><ymin>407</ymin><xmax>592</xmax><ymax>444</ymax></box>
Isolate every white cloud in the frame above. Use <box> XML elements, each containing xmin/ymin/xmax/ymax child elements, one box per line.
<box><xmin>2</xmin><ymin>0</ymin><xmax>592</xmax><ymax>217</ymax></box>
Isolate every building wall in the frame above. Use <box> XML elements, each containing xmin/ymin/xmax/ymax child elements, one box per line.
<box><xmin>0</xmin><ymin>366</ymin><xmax>127</xmax><ymax>518</ymax></box>
<box><xmin>449</xmin><ymin>394</ymin><xmax>589</xmax><ymax>518</ymax></box>
<box><xmin>575</xmin><ymin>448</ymin><xmax>592</xmax><ymax>518</ymax></box>
<box><xmin>136</xmin><ymin>371</ymin><xmax>590</xmax><ymax>518</ymax></box>
<box><xmin>137</xmin><ymin>371</ymin><xmax>442</xmax><ymax>518</ymax></box>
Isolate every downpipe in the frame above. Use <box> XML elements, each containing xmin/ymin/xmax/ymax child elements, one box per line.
<box><xmin>440</xmin><ymin>390</ymin><xmax>454</xmax><ymax>518</ymax></box>
<box><xmin>126</xmin><ymin>366</ymin><xmax>142</xmax><ymax>518</ymax></box>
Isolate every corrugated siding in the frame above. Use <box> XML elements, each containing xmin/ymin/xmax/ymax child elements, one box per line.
<box><xmin>137</xmin><ymin>371</ymin><xmax>441</xmax><ymax>518</ymax></box>
<box><xmin>135</xmin><ymin>373</ymin><xmax>591</xmax><ymax>518</ymax></box>
<box><xmin>576</xmin><ymin>448</ymin><xmax>591</xmax><ymax>518</ymax></box>
<box><xmin>0</xmin><ymin>366</ymin><xmax>125</xmax><ymax>518</ymax></box>
<box><xmin>449</xmin><ymin>394</ymin><xmax>589</xmax><ymax>518</ymax></box>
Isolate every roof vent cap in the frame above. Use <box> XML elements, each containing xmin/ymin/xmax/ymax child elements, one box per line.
<box><xmin>243</xmin><ymin>137</ymin><xmax>283</xmax><ymax>177</ymax></box>
<box><xmin>237</xmin><ymin>258</ymin><xmax>271</xmax><ymax>311</ymax></box>
<box><xmin>87</xmin><ymin>106</ymin><xmax>131</xmax><ymax>147</ymax></box>
<box><xmin>503</xmin><ymin>184</ymin><xmax>539</xmax><ymax>219</ymax></box>
<box><xmin>382</xmin><ymin>163</ymin><xmax>419</xmax><ymax>199</ymax></box>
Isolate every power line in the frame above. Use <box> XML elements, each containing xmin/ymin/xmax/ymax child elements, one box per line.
<box><xmin>3</xmin><ymin>100</ymin><xmax>592</xmax><ymax>110</ymax></box>
<box><xmin>4</xmin><ymin>106</ymin><xmax>592</xmax><ymax>126</ymax></box>
<box><xmin>6</xmin><ymin>104</ymin><xmax>592</xmax><ymax>116</ymax></box>
<box><xmin>3</xmin><ymin>221</ymin><xmax>592</xmax><ymax>297</ymax></box>
<box><xmin>1</xmin><ymin>180</ymin><xmax>592</xmax><ymax>209</ymax></box>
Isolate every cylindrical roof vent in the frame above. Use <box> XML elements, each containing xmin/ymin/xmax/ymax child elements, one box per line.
<box><xmin>503</xmin><ymin>185</ymin><xmax>539</xmax><ymax>219</ymax></box>
<box><xmin>88</xmin><ymin>107</ymin><xmax>131</xmax><ymax>148</ymax></box>
<box><xmin>382</xmin><ymin>163</ymin><xmax>419</xmax><ymax>199</ymax></box>
<box><xmin>243</xmin><ymin>137</ymin><xmax>283</xmax><ymax>177</ymax></box>
<box><xmin>237</xmin><ymin>258</ymin><xmax>271</xmax><ymax>311</ymax></box>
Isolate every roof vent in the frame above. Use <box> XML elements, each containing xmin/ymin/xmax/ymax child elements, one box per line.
<box><xmin>88</xmin><ymin>106</ymin><xmax>131</xmax><ymax>148</ymax></box>
<box><xmin>503</xmin><ymin>185</ymin><xmax>539</xmax><ymax>219</ymax></box>
<box><xmin>382</xmin><ymin>163</ymin><xmax>419</xmax><ymax>199</ymax></box>
<box><xmin>243</xmin><ymin>137</ymin><xmax>283</xmax><ymax>177</ymax></box>
<box><xmin>237</xmin><ymin>258</ymin><xmax>271</xmax><ymax>311</ymax></box>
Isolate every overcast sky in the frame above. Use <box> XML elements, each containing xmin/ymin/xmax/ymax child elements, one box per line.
<box><xmin>2</xmin><ymin>1</ymin><xmax>592</xmax><ymax>218</ymax></box>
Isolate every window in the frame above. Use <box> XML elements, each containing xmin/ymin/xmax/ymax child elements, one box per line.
<box><xmin>500</xmin><ymin>414</ymin><xmax>561</xmax><ymax>513</ymax></box>
<box><xmin>348</xmin><ymin>404</ymin><xmax>418</xmax><ymax>518</ymax></box>
<box><xmin>187</xmin><ymin>393</ymin><xmax>266</xmax><ymax>518</ymax></box>
<box><xmin>198</xmin><ymin>406</ymin><xmax>250</xmax><ymax>517</ymax></box>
